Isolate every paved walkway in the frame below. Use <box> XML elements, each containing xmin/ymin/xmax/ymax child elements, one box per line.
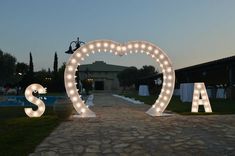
<box><xmin>31</xmin><ymin>93</ymin><xmax>235</xmax><ymax>156</ymax></box>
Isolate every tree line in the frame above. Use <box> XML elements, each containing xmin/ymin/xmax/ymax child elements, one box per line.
<box><xmin>0</xmin><ymin>49</ymin><xmax>65</xmax><ymax>94</ymax></box>
<box><xmin>117</xmin><ymin>65</ymin><xmax>158</xmax><ymax>93</ymax></box>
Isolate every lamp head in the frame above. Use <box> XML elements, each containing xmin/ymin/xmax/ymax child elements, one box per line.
<box><xmin>65</xmin><ymin>45</ymin><xmax>74</xmax><ymax>54</ymax></box>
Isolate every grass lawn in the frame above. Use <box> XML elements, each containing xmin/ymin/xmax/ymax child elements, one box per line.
<box><xmin>0</xmin><ymin>106</ymin><xmax>60</xmax><ymax>156</ymax></box>
<box><xmin>120</xmin><ymin>92</ymin><xmax>235</xmax><ymax>115</ymax></box>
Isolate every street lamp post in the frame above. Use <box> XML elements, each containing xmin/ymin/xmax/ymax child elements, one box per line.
<box><xmin>65</xmin><ymin>37</ymin><xmax>85</xmax><ymax>54</ymax></box>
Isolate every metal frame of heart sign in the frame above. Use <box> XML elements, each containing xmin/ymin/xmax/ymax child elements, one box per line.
<box><xmin>64</xmin><ymin>40</ymin><xmax>175</xmax><ymax>117</ymax></box>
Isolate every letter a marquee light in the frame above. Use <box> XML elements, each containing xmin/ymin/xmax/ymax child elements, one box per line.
<box><xmin>64</xmin><ymin>40</ymin><xmax>175</xmax><ymax>117</ymax></box>
<box><xmin>191</xmin><ymin>83</ymin><xmax>212</xmax><ymax>113</ymax></box>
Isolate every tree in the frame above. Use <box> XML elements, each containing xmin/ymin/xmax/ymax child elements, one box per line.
<box><xmin>16</xmin><ymin>62</ymin><xmax>28</xmax><ymax>75</ymax></box>
<box><xmin>20</xmin><ymin>52</ymin><xmax>35</xmax><ymax>89</ymax></box>
<box><xmin>57</xmin><ymin>62</ymin><xmax>66</xmax><ymax>92</ymax></box>
<box><xmin>0</xmin><ymin>49</ymin><xmax>17</xmax><ymax>85</ymax></box>
<box><xmin>137</xmin><ymin>65</ymin><xmax>158</xmax><ymax>94</ymax></box>
<box><xmin>117</xmin><ymin>67</ymin><xmax>138</xmax><ymax>90</ymax></box>
<box><xmin>53</xmin><ymin>52</ymin><xmax>58</xmax><ymax>74</ymax></box>
<box><xmin>138</xmin><ymin>65</ymin><xmax>155</xmax><ymax>77</ymax></box>
<box><xmin>15</xmin><ymin>62</ymin><xmax>29</xmax><ymax>89</ymax></box>
<box><xmin>29</xmin><ymin>52</ymin><xmax>34</xmax><ymax>75</ymax></box>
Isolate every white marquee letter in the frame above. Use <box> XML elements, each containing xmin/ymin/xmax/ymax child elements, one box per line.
<box><xmin>24</xmin><ymin>84</ymin><xmax>47</xmax><ymax>117</ymax></box>
<box><xmin>191</xmin><ymin>83</ymin><xmax>212</xmax><ymax>113</ymax></box>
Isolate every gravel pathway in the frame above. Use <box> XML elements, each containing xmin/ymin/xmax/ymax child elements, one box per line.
<box><xmin>30</xmin><ymin>93</ymin><xmax>235</xmax><ymax>156</ymax></box>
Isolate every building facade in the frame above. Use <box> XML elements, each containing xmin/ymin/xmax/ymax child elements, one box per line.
<box><xmin>78</xmin><ymin>61</ymin><xmax>127</xmax><ymax>91</ymax></box>
<box><xmin>139</xmin><ymin>55</ymin><xmax>235</xmax><ymax>99</ymax></box>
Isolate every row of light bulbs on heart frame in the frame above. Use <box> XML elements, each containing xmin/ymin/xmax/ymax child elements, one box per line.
<box><xmin>64</xmin><ymin>40</ymin><xmax>175</xmax><ymax>117</ymax></box>
<box><xmin>24</xmin><ymin>84</ymin><xmax>47</xmax><ymax>117</ymax></box>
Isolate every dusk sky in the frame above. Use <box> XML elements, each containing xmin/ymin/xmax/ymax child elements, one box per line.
<box><xmin>0</xmin><ymin>0</ymin><xmax>235</xmax><ymax>71</ymax></box>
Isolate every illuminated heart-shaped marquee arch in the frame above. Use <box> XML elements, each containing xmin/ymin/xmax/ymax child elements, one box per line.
<box><xmin>64</xmin><ymin>40</ymin><xmax>175</xmax><ymax>117</ymax></box>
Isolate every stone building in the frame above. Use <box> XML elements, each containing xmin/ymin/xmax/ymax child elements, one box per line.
<box><xmin>78</xmin><ymin>61</ymin><xmax>127</xmax><ymax>91</ymax></box>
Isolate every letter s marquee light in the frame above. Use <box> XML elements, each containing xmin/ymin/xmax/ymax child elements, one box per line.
<box><xmin>64</xmin><ymin>40</ymin><xmax>175</xmax><ymax>117</ymax></box>
<box><xmin>24</xmin><ymin>84</ymin><xmax>47</xmax><ymax>117</ymax></box>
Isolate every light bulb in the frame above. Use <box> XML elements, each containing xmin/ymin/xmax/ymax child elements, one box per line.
<box><xmin>167</xmin><ymin>67</ymin><xmax>172</xmax><ymax>73</ymax></box>
<box><xmin>82</xmin><ymin>48</ymin><xmax>87</xmax><ymax>53</ymax></box>
<box><xmin>67</xmin><ymin>82</ymin><xmax>72</xmax><ymax>87</ymax></box>
<box><xmin>164</xmin><ymin>61</ymin><xmax>169</xmax><ymax>65</ymax></box>
<box><xmin>67</xmin><ymin>74</ymin><xmax>72</xmax><ymax>79</ymax></box>
<box><xmin>72</xmin><ymin>97</ymin><xmax>78</xmax><ymax>102</ymax></box>
<box><xmin>128</xmin><ymin>44</ymin><xmax>132</xmax><ymax>49</ymax></box>
<box><xmin>31</xmin><ymin>85</ymin><xmax>37</xmax><ymax>90</ymax></box>
<box><xmin>25</xmin><ymin>108</ymin><xmax>32</xmax><ymax>114</ymax></box>
<box><xmin>76</xmin><ymin>53</ymin><xmax>81</xmax><ymax>57</ymax></box>
<box><xmin>96</xmin><ymin>42</ymin><xmax>101</xmax><ymax>47</ymax></box>
<box><xmin>77</xmin><ymin>103</ymin><xmax>81</xmax><ymax>107</ymax></box>
<box><xmin>81</xmin><ymin>108</ymin><xmax>86</xmax><ymax>113</ymax></box>
<box><xmin>202</xmin><ymin>96</ymin><xmax>207</xmax><ymax>99</ymax></box>
<box><xmin>197</xmin><ymin>84</ymin><xmax>202</xmax><ymax>89</ymax></box>
<box><xmin>148</xmin><ymin>46</ymin><xmax>153</xmax><ymax>51</ymax></box>
<box><xmin>156</xmin><ymin>107</ymin><xmax>161</xmax><ymax>112</ymax></box>
<box><xmin>25</xmin><ymin>90</ymin><xmax>31</xmax><ymax>95</ymax></box>
<box><xmin>166</xmin><ymin>90</ymin><xmax>170</xmax><ymax>94</ymax></box>
<box><xmin>36</xmin><ymin>100</ymin><xmax>40</xmax><ymax>105</ymax></box>
<box><xmin>39</xmin><ymin>106</ymin><xmax>44</xmax><ymax>111</ymax></box>
<box><xmin>110</xmin><ymin>44</ymin><xmax>115</xmax><ymax>49</ymax></box>
<box><xmin>168</xmin><ymin>75</ymin><xmax>172</xmax><ymax>80</ymax></box>
<box><xmin>122</xmin><ymin>46</ymin><xmax>127</xmax><ymax>51</ymax></box>
<box><xmin>28</xmin><ymin>96</ymin><xmax>33</xmax><ymax>101</ymax></box>
<box><xmin>194</xmin><ymin>90</ymin><xmax>199</xmax><ymax>94</ymax></box>
<box><xmin>134</xmin><ymin>43</ymin><xmax>139</xmax><ymax>48</ymax></box>
<box><xmin>69</xmin><ymin>90</ymin><xmax>75</xmax><ymax>95</ymax></box>
<box><xmin>160</xmin><ymin>54</ymin><xmax>164</xmax><ymax>59</ymax></box>
<box><xmin>68</xmin><ymin>66</ymin><xmax>73</xmax><ymax>71</ymax></box>
<box><xmin>163</xmin><ymin>96</ymin><xmax>168</xmax><ymax>101</ymax></box>
<box><xmin>33</xmin><ymin>112</ymin><xmax>38</xmax><ymax>117</ymax></box>
<box><xmin>104</xmin><ymin>42</ymin><xmax>108</xmax><ymax>47</ymax></box>
<box><xmin>117</xmin><ymin>46</ymin><xmax>121</xmax><ymax>51</ymax></box>
<box><xmin>71</xmin><ymin>59</ymin><xmax>76</xmax><ymax>64</ymax></box>
<box><xmin>154</xmin><ymin>49</ymin><xmax>159</xmax><ymax>54</ymax></box>
<box><xmin>89</xmin><ymin>44</ymin><xmax>94</xmax><ymax>49</ymax></box>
